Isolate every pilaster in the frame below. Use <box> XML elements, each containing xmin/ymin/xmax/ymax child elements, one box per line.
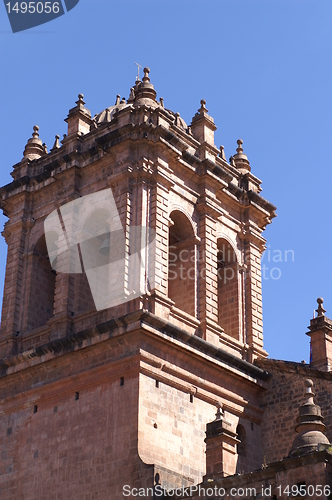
<box><xmin>307</xmin><ymin>298</ymin><xmax>332</xmax><ymax>372</ymax></box>
<box><xmin>204</xmin><ymin>406</ymin><xmax>239</xmax><ymax>480</ymax></box>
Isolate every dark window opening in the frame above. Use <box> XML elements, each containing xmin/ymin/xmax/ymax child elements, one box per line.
<box><xmin>168</xmin><ymin>210</ymin><xmax>195</xmax><ymax>317</ymax></box>
<box><xmin>236</xmin><ymin>424</ymin><xmax>246</xmax><ymax>456</ymax></box>
<box><xmin>27</xmin><ymin>234</ymin><xmax>56</xmax><ymax>331</ymax></box>
<box><xmin>217</xmin><ymin>239</ymin><xmax>240</xmax><ymax>340</ymax></box>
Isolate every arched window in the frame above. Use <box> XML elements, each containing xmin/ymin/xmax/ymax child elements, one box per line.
<box><xmin>168</xmin><ymin>211</ymin><xmax>195</xmax><ymax>316</ymax></box>
<box><xmin>27</xmin><ymin>234</ymin><xmax>56</xmax><ymax>331</ymax></box>
<box><xmin>217</xmin><ymin>238</ymin><xmax>240</xmax><ymax>340</ymax></box>
<box><xmin>77</xmin><ymin>208</ymin><xmax>112</xmax><ymax>313</ymax></box>
<box><xmin>236</xmin><ymin>424</ymin><xmax>246</xmax><ymax>456</ymax></box>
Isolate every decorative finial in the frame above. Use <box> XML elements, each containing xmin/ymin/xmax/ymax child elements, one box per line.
<box><xmin>132</xmin><ymin>66</ymin><xmax>157</xmax><ymax>105</ymax></box>
<box><xmin>289</xmin><ymin>377</ymin><xmax>329</xmax><ymax>457</ymax></box>
<box><xmin>143</xmin><ymin>67</ymin><xmax>150</xmax><ymax>83</ymax></box>
<box><xmin>51</xmin><ymin>134</ymin><xmax>60</xmax><ymax>151</ymax></box>
<box><xmin>120</xmin><ymin>97</ymin><xmax>126</xmax><ymax>104</ymax></box>
<box><xmin>75</xmin><ymin>94</ymin><xmax>86</xmax><ymax>107</ymax></box>
<box><xmin>22</xmin><ymin>125</ymin><xmax>45</xmax><ymax>160</ymax></box>
<box><xmin>233</xmin><ymin>138</ymin><xmax>250</xmax><ymax>172</ymax></box>
<box><xmin>304</xmin><ymin>379</ymin><xmax>314</xmax><ymax>404</ymax></box>
<box><xmin>115</xmin><ymin>95</ymin><xmax>121</xmax><ymax>105</ymax></box>
<box><xmin>128</xmin><ymin>87</ymin><xmax>135</xmax><ymax>103</ymax></box>
<box><xmin>42</xmin><ymin>143</ymin><xmax>48</xmax><ymax>154</ymax></box>
<box><xmin>32</xmin><ymin>125</ymin><xmax>39</xmax><ymax>138</ymax></box>
<box><xmin>229</xmin><ymin>155</ymin><xmax>236</xmax><ymax>167</ymax></box>
<box><xmin>219</xmin><ymin>145</ymin><xmax>226</xmax><ymax>161</ymax></box>
<box><xmin>199</xmin><ymin>99</ymin><xmax>208</xmax><ymax>113</ymax></box>
<box><xmin>215</xmin><ymin>402</ymin><xmax>224</xmax><ymax>420</ymax></box>
<box><xmin>159</xmin><ymin>97</ymin><xmax>164</xmax><ymax>108</ymax></box>
<box><xmin>316</xmin><ymin>298</ymin><xmax>326</xmax><ymax>317</ymax></box>
<box><xmin>236</xmin><ymin>139</ymin><xmax>244</xmax><ymax>154</ymax></box>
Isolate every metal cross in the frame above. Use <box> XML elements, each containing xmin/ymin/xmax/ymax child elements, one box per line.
<box><xmin>134</xmin><ymin>62</ymin><xmax>143</xmax><ymax>81</ymax></box>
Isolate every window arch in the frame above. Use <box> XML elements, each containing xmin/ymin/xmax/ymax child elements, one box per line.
<box><xmin>26</xmin><ymin>234</ymin><xmax>56</xmax><ymax>331</ymax></box>
<box><xmin>217</xmin><ymin>238</ymin><xmax>240</xmax><ymax>340</ymax></box>
<box><xmin>168</xmin><ymin>210</ymin><xmax>195</xmax><ymax>316</ymax></box>
<box><xmin>236</xmin><ymin>424</ymin><xmax>246</xmax><ymax>456</ymax></box>
<box><xmin>77</xmin><ymin>208</ymin><xmax>112</xmax><ymax>313</ymax></box>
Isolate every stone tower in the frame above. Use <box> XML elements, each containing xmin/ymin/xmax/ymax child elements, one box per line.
<box><xmin>0</xmin><ymin>69</ymin><xmax>276</xmax><ymax>498</ymax></box>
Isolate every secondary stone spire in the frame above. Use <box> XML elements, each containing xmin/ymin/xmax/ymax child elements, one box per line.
<box><xmin>219</xmin><ymin>145</ymin><xmax>226</xmax><ymax>161</ymax></box>
<box><xmin>65</xmin><ymin>93</ymin><xmax>91</xmax><ymax>137</ymax></box>
<box><xmin>190</xmin><ymin>99</ymin><xmax>217</xmax><ymax>146</ymax></box>
<box><xmin>307</xmin><ymin>298</ymin><xmax>332</xmax><ymax>371</ymax></box>
<box><xmin>204</xmin><ymin>403</ymin><xmax>239</xmax><ymax>479</ymax></box>
<box><xmin>133</xmin><ymin>67</ymin><xmax>158</xmax><ymax>107</ymax></box>
<box><xmin>51</xmin><ymin>134</ymin><xmax>61</xmax><ymax>152</ymax></box>
<box><xmin>233</xmin><ymin>139</ymin><xmax>251</xmax><ymax>173</ymax></box>
<box><xmin>23</xmin><ymin>125</ymin><xmax>46</xmax><ymax>160</ymax></box>
<box><xmin>316</xmin><ymin>297</ymin><xmax>326</xmax><ymax>317</ymax></box>
<box><xmin>289</xmin><ymin>379</ymin><xmax>329</xmax><ymax>457</ymax></box>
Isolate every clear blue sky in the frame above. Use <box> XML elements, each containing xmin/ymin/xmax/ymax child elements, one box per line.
<box><xmin>1</xmin><ymin>0</ymin><xmax>332</xmax><ymax>362</ymax></box>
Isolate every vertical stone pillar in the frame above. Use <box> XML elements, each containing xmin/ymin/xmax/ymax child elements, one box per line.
<box><xmin>127</xmin><ymin>163</ymin><xmax>153</xmax><ymax>308</ymax></box>
<box><xmin>190</xmin><ymin>100</ymin><xmax>217</xmax><ymax>159</ymax></box>
<box><xmin>241</xmin><ymin>232</ymin><xmax>267</xmax><ymax>361</ymax></box>
<box><xmin>197</xmin><ymin>210</ymin><xmax>219</xmax><ymax>345</ymax></box>
<box><xmin>149</xmin><ymin>160</ymin><xmax>174</xmax><ymax>319</ymax></box>
<box><xmin>65</xmin><ymin>94</ymin><xmax>91</xmax><ymax>137</ymax></box>
<box><xmin>307</xmin><ymin>298</ymin><xmax>332</xmax><ymax>372</ymax></box>
<box><xmin>0</xmin><ymin>219</ymin><xmax>30</xmax><ymax>357</ymax></box>
<box><xmin>204</xmin><ymin>406</ymin><xmax>239</xmax><ymax>480</ymax></box>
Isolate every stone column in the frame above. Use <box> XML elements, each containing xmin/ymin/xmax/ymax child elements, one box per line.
<box><xmin>204</xmin><ymin>406</ymin><xmax>239</xmax><ymax>480</ymax></box>
<box><xmin>307</xmin><ymin>298</ymin><xmax>332</xmax><ymax>372</ymax></box>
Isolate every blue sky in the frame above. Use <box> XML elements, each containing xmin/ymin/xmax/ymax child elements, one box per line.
<box><xmin>1</xmin><ymin>0</ymin><xmax>332</xmax><ymax>362</ymax></box>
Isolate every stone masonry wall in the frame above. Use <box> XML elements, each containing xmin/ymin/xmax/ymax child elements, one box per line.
<box><xmin>257</xmin><ymin>359</ymin><xmax>332</xmax><ymax>463</ymax></box>
<box><xmin>0</xmin><ymin>333</ymin><xmax>154</xmax><ymax>500</ymax></box>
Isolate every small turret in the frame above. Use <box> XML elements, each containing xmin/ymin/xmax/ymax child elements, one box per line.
<box><xmin>65</xmin><ymin>93</ymin><xmax>91</xmax><ymax>137</ymax></box>
<box><xmin>289</xmin><ymin>379</ymin><xmax>329</xmax><ymax>457</ymax></box>
<box><xmin>50</xmin><ymin>134</ymin><xmax>61</xmax><ymax>152</ymax></box>
<box><xmin>307</xmin><ymin>298</ymin><xmax>332</xmax><ymax>371</ymax></box>
<box><xmin>233</xmin><ymin>139</ymin><xmax>250</xmax><ymax>173</ymax></box>
<box><xmin>204</xmin><ymin>404</ymin><xmax>239</xmax><ymax>479</ymax></box>
<box><xmin>22</xmin><ymin>125</ymin><xmax>46</xmax><ymax>161</ymax></box>
<box><xmin>190</xmin><ymin>99</ymin><xmax>217</xmax><ymax>146</ymax></box>
<box><xmin>133</xmin><ymin>67</ymin><xmax>158</xmax><ymax>107</ymax></box>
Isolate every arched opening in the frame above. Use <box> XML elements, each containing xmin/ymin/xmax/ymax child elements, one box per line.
<box><xmin>77</xmin><ymin>208</ymin><xmax>113</xmax><ymax>313</ymax></box>
<box><xmin>217</xmin><ymin>238</ymin><xmax>240</xmax><ymax>340</ymax></box>
<box><xmin>168</xmin><ymin>211</ymin><xmax>195</xmax><ymax>316</ymax></box>
<box><xmin>236</xmin><ymin>423</ymin><xmax>247</xmax><ymax>474</ymax></box>
<box><xmin>27</xmin><ymin>234</ymin><xmax>56</xmax><ymax>331</ymax></box>
<box><xmin>236</xmin><ymin>424</ymin><xmax>246</xmax><ymax>456</ymax></box>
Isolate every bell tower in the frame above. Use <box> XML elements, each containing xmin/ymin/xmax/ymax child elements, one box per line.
<box><xmin>0</xmin><ymin>69</ymin><xmax>276</xmax><ymax>498</ymax></box>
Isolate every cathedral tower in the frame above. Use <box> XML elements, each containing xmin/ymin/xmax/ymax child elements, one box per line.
<box><xmin>0</xmin><ymin>69</ymin><xmax>276</xmax><ymax>498</ymax></box>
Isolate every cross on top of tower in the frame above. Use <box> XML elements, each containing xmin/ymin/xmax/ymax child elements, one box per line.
<box><xmin>134</xmin><ymin>62</ymin><xmax>143</xmax><ymax>81</ymax></box>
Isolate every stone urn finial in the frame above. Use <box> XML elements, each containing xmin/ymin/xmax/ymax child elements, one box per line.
<box><xmin>316</xmin><ymin>297</ymin><xmax>326</xmax><ymax>317</ymax></box>
<box><xmin>289</xmin><ymin>379</ymin><xmax>329</xmax><ymax>457</ymax></box>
